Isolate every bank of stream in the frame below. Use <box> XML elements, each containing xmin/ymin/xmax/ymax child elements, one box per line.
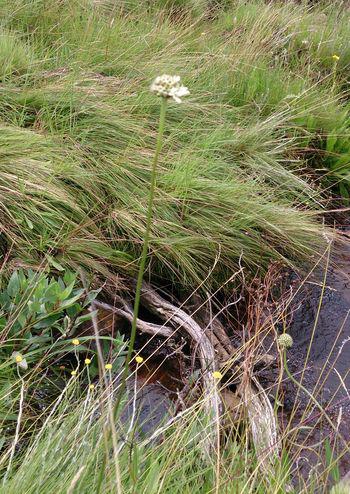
<box><xmin>112</xmin><ymin>227</ymin><xmax>350</xmax><ymax>490</ymax></box>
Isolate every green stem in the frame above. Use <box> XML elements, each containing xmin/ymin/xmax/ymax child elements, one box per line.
<box><xmin>112</xmin><ymin>97</ymin><xmax>167</xmax><ymax>420</ymax></box>
<box><xmin>126</xmin><ymin>97</ymin><xmax>167</xmax><ymax>366</ymax></box>
<box><xmin>332</xmin><ymin>61</ymin><xmax>338</xmax><ymax>93</ymax></box>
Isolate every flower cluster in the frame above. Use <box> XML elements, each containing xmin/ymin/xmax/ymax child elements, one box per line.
<box><xmin>150</xmin><ymin>74</ymin><xmax>189</xmax><ymax>103</ymax></box>
<box><xmin>277</xmin><ymin>333</ymin><xmax>293</xmax><ymax>349</ymax></box>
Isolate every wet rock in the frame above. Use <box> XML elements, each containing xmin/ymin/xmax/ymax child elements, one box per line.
<box><xmin>116</xmin><ymin>358</ymin><xmax>181</xmax><ymax>441</ymax></box>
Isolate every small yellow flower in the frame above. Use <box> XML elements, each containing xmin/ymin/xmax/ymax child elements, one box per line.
<box><xmin>135</xmin><ymin>355</ymin><xmax>144</xmax><ymax>364</ymax></box>
<box><xmin>213</xmin><ymin>371</ymin><xmax>223</xmax><ymax>380</ymax></box>
<box><xmin>89</xmin><ymin>384</ymin><xmax>95</xmax><ymax>390</ymax></box>
<box><xmin>84</xmin><ymin>358</ymin><xmax>91</xmax><ymax>365</ymax></box>
<box><xmin>71</xmin><ymin>370</ymin><xmax>77</xmax><ymax>376</ymax></box>
<box><xmin>332</xmin><ymin>54</ymin><xmax>340</xmax><ymax>61</ymax></box>
<box><xmin>72</xmin><ymin>339</ymin><xmax>80</xmax><ymax>346</ymax></box>
<box><xmin>11</xmin><ymin>352</ymin><xmax>28</xmax><ymax>370</ymax></box>
<box><xmin>105</xmin><ymin>363</ymin><xmax>112</xmax><ymax>370</ymax></box>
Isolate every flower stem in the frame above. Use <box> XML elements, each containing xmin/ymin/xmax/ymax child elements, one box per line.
<box><xmin>332</xmin><ymin>60</ymin><xmax>338</xmax><ymax>93</ymax></box>
<box><xmin>112</xmin><ymin>97</ymin><xmax>167</xmax><ymax>421</ymax></box>
<box><xmin>127</xmin><ymin>97</ymin><xmax>167</xmax><ymax>365</ymax></box>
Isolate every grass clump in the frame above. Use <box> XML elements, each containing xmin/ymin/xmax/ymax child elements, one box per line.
<box><xmin>0</xmin><ymin>384</ymin><xmax>291</xmax><ymax>494</ymax></box>
<box><xmin>0</xmin><ymin>0</ymin><xmax>348</xmax><ymax>288</ymax></box>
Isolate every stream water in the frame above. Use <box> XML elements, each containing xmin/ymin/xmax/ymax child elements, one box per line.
<box><xmin>285</xmin><ymin>230</ymin><xmax>350</xmax><ymax>483</ymax></box>
<box><xmin>120</xmin><ymin>358</ymin><xmax>180</xmax><ymax>439</ymax></box>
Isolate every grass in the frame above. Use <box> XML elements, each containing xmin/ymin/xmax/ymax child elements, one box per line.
<box><xmin>0</xmin><ymin>0</ymin><xmax>350</xmax><ymax>492</ymax></box>
<box><xmin>0</xmin><ymin>0</ymin><xmax>348</xmax><ymax>288</ymax></box>
<box><xmin>0</xmin><ymin>372</ymin><xmax>291</xmax><ymax>494</ymax></box>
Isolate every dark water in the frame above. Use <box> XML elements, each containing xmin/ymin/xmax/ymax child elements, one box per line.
<box><xmin>119</xmin><ymin>358</ymin><xmax>180</xmax><ymax>439</ymax></box>
<box><xmin>289</xmin><ymin>243</ymin><xmax>350</xmax><ymax>410</ymax></box>
<box><xmin>285</xmin><ymin>232</ymin><xmax>350</xmax><ymax>484</ymax></box>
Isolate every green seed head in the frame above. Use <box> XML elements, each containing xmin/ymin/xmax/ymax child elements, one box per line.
<box><xmin>278</xmin><ymin>333</ymin><xmax>293</xmax><ymax>349</ymax></box>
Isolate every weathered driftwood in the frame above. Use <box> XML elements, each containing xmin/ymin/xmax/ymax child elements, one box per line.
<box><xmin>138</xmin><ymin>283</ymin><xmax>222</xmax><ymax>422</ymax></box>
<box><xmin>185</xmin><ymin>292</ymin><xmax>234</xmax><ymax>363</ymax></box>
<box><xmin>206</xmin><ymin>316</ymin><xmax>233</xmax><ymax>363</ymax></box>
<box><xmin>95</xmin><ymin>283</ymin><xmax>222</xmax><ymax>433</ymax></box>
<box><xmin>94</xmin><ymin>299</ymin><xmax>173</xmax><ymax>338</ymax></box>
<box><xmin>94</xmin><ymin>283</ymin><xmax>282</xmax><ymax>462</ymax></box>
<box><xmin>94</xmin><ymin>284</ymin><xmax>221</xmax><ymax>419</ymax></box>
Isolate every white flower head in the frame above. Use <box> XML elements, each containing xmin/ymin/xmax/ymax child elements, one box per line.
<box><xmin>150</xmin><ymin>74</ymin><xmax>189</xmax><ymax>103</ymax></box>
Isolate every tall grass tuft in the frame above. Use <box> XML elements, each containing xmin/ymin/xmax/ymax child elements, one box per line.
<box><xmin>0</xmin><ymin>0</ymin><xmax>349</xmax><ymax>289</ymax></box>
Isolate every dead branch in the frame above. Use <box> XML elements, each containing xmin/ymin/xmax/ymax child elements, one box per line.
<box><xmin>94</xmin><ymin>300</ymin><xmax>173</xmax><ymax>338</ymax></box>
<box><xmin>238</xmin><ymin>376</ymin><xmax>280</xmax><ymax>477</ymax></box>
<box><xmin>96</xmin><ymin>283</ymin><xmax>225</xmax><ymax>450</ymax></box>
<box><xmin>186</xmin><ymin>291</ymin><xmax>234</xmax><ymax>363</ymax></box>
<box><xmin>138</xmin><ymin>283</ymin><xmax>222</xmax><ymax>421</ymax></box>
